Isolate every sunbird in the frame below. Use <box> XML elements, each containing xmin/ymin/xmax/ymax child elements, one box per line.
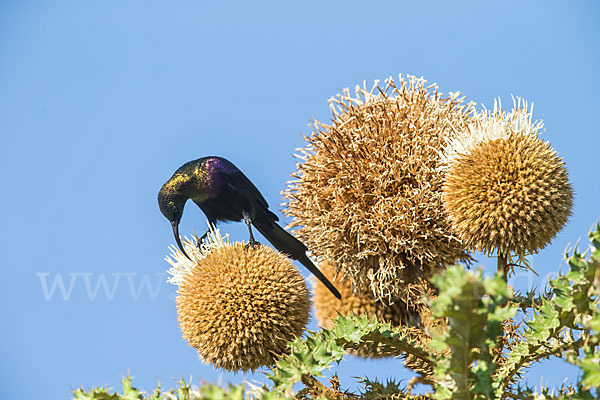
<box><xmin>158</xmin><ymin>156</ymin><xmax>341</xmax><ymax>299</ymax></box>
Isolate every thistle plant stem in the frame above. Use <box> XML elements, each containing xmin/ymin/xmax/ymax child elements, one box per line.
<box><xmin>301</xmin><ymin>374</ymin><xmax>335</xmax><ymax>400</ymax></box>
<box><xmin>498</xmin><ymin>253</ymin><xmax>508</xmax><ymax>280</ymax></box>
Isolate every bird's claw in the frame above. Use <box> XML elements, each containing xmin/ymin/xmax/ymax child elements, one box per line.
<box><xmin>245</xmin><ymin>240</ymin><xmax>261</xmax><ymax>249</ymax></box>
<box><xmin>196</xmin><ymin>231</ymin><xmax>209</xmax><ymax>249</ymax></box>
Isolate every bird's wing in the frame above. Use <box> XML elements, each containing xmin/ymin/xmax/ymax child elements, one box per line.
<box><xmin>209</xmin><ymin>156</ymin><xmax>278</xmax><ymax>222</ymax></box>
<box><xmin>223</xmin><ymin>168</ymin><xmax>279</xmax><ymax>221</ymax></box>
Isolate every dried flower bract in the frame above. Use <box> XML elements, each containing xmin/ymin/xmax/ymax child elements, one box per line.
<box><xmin>284</xmin><ymin>75</ymin><xmax>473</xmax><ymax>303</ymax></box>
<box><xmin>176</xmin><ymin>242</ymin><xmax>310</xmax><ymax>372</ymax></box>
<box><xmin>165</xmin><ymin>227</ymin><xmax>229</xmax><ymax>286</ymax></box>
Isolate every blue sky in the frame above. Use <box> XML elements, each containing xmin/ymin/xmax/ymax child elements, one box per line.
<box><xmin>1</xmin><ymin>1</ymin><xmax>598</xmax><ymax>398</ymax></box>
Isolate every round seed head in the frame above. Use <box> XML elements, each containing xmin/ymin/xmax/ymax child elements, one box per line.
<box><xmin>442</xmin><ymin>100</ymin><xmax>573</xmax><ymax>259</ymax></box>
<box><xmin>284</xmin><ymin>75</ymin><xmax>473</xmax><ymax>303</ymax></box>
<box><xmin>176</xmin><ymin>242</ymin><xmax>310</xmax><ymax>372</ymax></box>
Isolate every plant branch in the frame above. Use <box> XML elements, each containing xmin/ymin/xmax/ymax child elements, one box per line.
<box><xmin>497</xmin><ymin>336</ymin><xmax>584</xmax><ymax>396</ymax></box>
<box><xmin>498</xmin><ymin>253</ymin><xmax>508</xmax><ymax>281</ymax></box>
<box><xmin>301</xmin><ymin>374</ymin><xmax>337</xmax><ymax>400</ymax></box>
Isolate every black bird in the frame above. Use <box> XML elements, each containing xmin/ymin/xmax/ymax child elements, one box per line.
<box><xmin>158</xmin><ymin>156</ymin><xmax>341</xmax><ymax>299</ymax></box>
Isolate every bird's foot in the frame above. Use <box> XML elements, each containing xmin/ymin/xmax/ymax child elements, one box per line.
<box><xmin>245</xmin><ymin>240</ymin><xmax>261</xmax><ymax>249</ymax></box>
<box><xmin>196</xmin><ymin>231</ymin><xmax>209</xmax><ymax>249</ymax></box>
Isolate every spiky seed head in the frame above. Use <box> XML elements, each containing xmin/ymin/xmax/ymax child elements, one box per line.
<box><xmin>284</xmin><ymin>75</ymin><xmax>473</xmax><ymax>303</ymax></box>
<box><xmin>175</xmin><ymin>242</ymin><xmax>310</xmax><ymax>372</ymax></box>
<box><xmin>313</xmin><ymin>261</ymin><xmax>433</xmax><ymax>358</ymax></box>
<box><xmin>442</xmin><ymin>99</ymin><xmax>573</xmax><ymax>259</ymax></box>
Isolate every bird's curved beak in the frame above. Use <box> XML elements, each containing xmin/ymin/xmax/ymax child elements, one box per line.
<box><xmin>172</xmin><ymin>221</ymin><xmax>192</xmax><ymax>261</ymax></box>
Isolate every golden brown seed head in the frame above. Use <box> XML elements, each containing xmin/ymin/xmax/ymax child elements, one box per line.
<box><xmin>442</xmin><ymin>101</ymin><xmax>573</xmax><ymax>259</ymax></box>
<box><xmin>284</xmin><ymin>75</ymin><xmax>473</xmax><ymax>303</ymax></box>
<box><xmin>176</xmin><ymin>243</ymin><xmax>310</xmax><ymax>372</ymax></box>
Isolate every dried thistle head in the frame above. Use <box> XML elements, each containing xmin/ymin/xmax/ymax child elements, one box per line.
<box><xmin>441</xmin><ymin>99</ymin><xmax>573</xmax><ymax>261</ymax></box>
<box><xmin>284</xmin><ymin>75</ymin><xmax>473</xmax><ymax>303</ymax></box>
<box><xmin>175</xmin><ymin>241</ymin><xmax>310</xmax><ymax>372</ymax></box>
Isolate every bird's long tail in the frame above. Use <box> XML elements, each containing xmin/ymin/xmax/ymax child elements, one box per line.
<box><xmin>253</xmin><ymin>221</ymin><xmax>341</xmax><ymax>299</ymax></box>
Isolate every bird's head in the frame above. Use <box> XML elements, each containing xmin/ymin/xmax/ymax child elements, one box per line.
<box><xmin>158</xmin><ymin>181</ymin><xmax>191</xmax><ymax>260</ymax></box>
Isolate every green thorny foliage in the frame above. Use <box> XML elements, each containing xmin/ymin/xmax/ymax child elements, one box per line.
<box><xmin>74</xmin><ymin>225</ymin><xmax>600</xmax><ymax>400</ymax></box>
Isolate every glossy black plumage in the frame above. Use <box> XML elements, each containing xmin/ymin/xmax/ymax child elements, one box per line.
<box><xmin>158</xmin><ymin>156</ymin><xmax>341</xmax><ymax>299</ymax></box>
